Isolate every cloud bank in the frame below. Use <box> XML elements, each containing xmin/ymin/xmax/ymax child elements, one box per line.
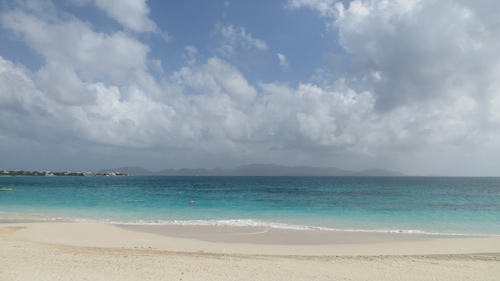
<box><xmin>1</xmin><ymin>0</ymin><xmax>500</xmax><ymax>176</ymax></box>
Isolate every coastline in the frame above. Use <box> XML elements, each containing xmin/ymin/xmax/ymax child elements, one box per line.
<box><xmin>7</xmin><ymin>222</ymin><xmax>500</xmax><ymax>256</ymax></box>
<box><xmin>1</xmin><ymin>222</ymin><xmax>500</xmax><ymax>280</ymax></box>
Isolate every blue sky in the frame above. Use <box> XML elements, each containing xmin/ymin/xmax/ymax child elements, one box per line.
<box><xmin>1</xmin><ymin>0</ymin><xmax>500</xmax><ymax>176</ymax></box>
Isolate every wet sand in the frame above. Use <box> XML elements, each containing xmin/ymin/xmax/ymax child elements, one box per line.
<box><xmin>1</xmin><ymin>222</ymin><xmax>500</xmax><ymax>280</ymax></box>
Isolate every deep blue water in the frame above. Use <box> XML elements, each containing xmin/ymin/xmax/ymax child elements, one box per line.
<box><xmin>1</xmin><ymin>176</ymin><xmax>500</xmax><ymax>235</ymax></box>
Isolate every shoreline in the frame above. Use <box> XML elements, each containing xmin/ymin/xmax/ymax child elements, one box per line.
<box><xmin>1</xmin><ymin>222</ymin><xmax>500</xmax><ymax>280</ymax></box>
<box><xmin>4</xmin><ymin>222</ymin><xmax>500</xmax><ymax>256</ymax></box>
<box><xmin>2</xmin><ymin>216</ymin><xmax>497</xmax><ymax>238</ymax></box>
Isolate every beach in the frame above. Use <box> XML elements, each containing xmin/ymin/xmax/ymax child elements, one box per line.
<box><xmin>1</xmin><ymin>222</ymin><xmax>500</xmax><ymax>280</ymax></box>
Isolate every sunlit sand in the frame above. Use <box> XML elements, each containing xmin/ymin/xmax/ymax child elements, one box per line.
<box><xmin>1</xmin><ymin>222</ymin><xmax>499</xmax><ymax>280</ymax></box>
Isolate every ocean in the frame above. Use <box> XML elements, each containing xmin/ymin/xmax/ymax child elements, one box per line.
<box><xmin>1</xmin><ymin>176</ymin><xmax>499</xmax><ymax>236</ymax></box>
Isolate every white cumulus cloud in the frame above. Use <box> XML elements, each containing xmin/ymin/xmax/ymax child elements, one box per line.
<box><xmin>2</xmin><ymin>8</ymin><xmax>150</xmax><ymax>84</ymax></box>
<box><xmin>277</xmin><ymin>53</ymin><xmax>290</xmax><ymax>69</ymax></box>
<box><xmin>94</xmin><ymin>0</ymin><xmax>158</xmax><ymax>33</ymax></box>
<box><xmin>214</xmin><ymin>22</ymin><xmax>268</xmax><ymax>57</ymax></box>
<box><xmin>2</xmin><ymin>0</ymin><xmax>500</xmax><ymax>175</ymax></box>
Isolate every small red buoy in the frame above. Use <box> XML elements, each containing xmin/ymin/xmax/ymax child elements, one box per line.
<box><xmin>189</xmin><ymin>200</ymin><xmax>195</xmax><ymax>204</ymax></box>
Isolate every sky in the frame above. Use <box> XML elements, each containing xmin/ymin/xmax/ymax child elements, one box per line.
<box><xmin>1</xmin><ymin>0</ymin><xmax>500</xmax><ymax>176</ymax></box>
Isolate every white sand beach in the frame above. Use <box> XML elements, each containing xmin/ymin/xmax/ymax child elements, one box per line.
<box><xmin>1</xmin><ymin>222</ymin><xmax>500</xmax><ymax>280</ymax></box>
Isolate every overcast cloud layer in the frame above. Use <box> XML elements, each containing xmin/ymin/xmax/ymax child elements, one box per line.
<box><xmin>1</xmin><ymin>0</ymin><xmax>500</xmax><ymax>176</ymax></box>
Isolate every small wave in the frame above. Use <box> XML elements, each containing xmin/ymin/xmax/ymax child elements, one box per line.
<box><xmin>106</xmin><ymin>219</ymin><xmax>499</xmax><ymax>237</ymax></box>
<box><xmin>1</xmin><ymin>213</ymin><xmax>499</xmax><ymax>237</ymax></box>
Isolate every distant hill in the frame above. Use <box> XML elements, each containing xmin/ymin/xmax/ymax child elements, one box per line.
<box><xmin>98</xmin><ymin>164</ymin><xmax>405</xmax><ymax>177</ymax></box>
<box><xmin>425</xmin><ymin>173</ymin><xmax>443</xmax><ymax>177</ymax></box>
<box><xmin>224</xmin><ymin>164</ymin><xmax>360</xmax><ymax>176</ymax></box>
<box><xmin>360</xmin><ymin>168</ymin><xmax>406</xmax><ymax>177</ymax></box>
<box><xmin>97</xmin><ymin>166</ymin><xmax>156</xmax><ymax>176</ymax></box>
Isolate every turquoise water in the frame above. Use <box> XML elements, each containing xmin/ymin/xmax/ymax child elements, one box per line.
<box><xmin>1</xmin><ymin>176</ymin><xmax>500</xmax><ymax>236</ymax></box>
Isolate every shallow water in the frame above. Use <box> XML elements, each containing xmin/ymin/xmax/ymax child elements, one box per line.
<box><xmin>1</xmin><ymin>176</ymin><xmax>499</xmax><ymax>235</ymax></box>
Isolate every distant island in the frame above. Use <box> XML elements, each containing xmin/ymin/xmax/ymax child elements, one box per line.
<box><xmin>98</xmin><ymin>164</ymin><xmax>406</xmax><ymax>177</ymax></box>
<box><xmin>1</xmin><ymin>165</ymin><xmax>406</xmax><ymax>177</ymax></box>
<box><xmin>0</xmin><ymin>170</ymin><xmax>129</xmax><ymax>177</ymax></box>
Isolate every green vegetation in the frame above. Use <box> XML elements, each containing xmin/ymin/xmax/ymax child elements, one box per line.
<box><xmin>0</xmin><ymin>170</ymin><xmax>129</xmax><ymax>177</ymax></box>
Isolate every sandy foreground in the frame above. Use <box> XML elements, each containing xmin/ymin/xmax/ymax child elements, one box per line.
<box><xmin>1</xmin><ymin>222</ymin><xmax>500</xmax><ymax>281</ymax></box>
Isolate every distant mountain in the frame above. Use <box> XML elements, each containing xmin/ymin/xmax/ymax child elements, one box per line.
<box><xmin>226</xmin><ymin>164</ymin><xmax>292</xmax><ymax>176</ymax></box>
<box><xmin>360</xmin><ymin>168</ymin><xmax>406</xmax><ymax>177</ymax></box>
<box><xmin>97</xmin><ymin>166</ymin><xmax>156</xmax><ymax>176</ymax></box>
<box><xmin>155</xmin><ymin>168</ymin><xmax>176</xmax><ymax>176</ymax></box>
<box><xmin>99</xmin><ymin>164</ymin><xmax>405</xmax><ymax>177</ymax></box>
<box><xmin>210</xmin><ymin>167</ymin><xmax>228</xmax><ymax>175</ymax></box>
<box><xmin>425</xmin><ymin>173</ymin><xmax>443</xmax><ymax>177</ymax></box>
<box><xmin>225</xmin><ymin>164</ymin><xmax>359</xmax><ymax>176</ymax></box>
<box><xmin>175</xmin><ymin>168</ymin><xmax>211</xmax><ymax>176</ymax></box>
